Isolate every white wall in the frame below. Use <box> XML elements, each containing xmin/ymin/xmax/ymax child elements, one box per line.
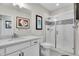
<box><xmin>27</xmin><ymin>4</ymin><xmax>50</xmax><ymax>42</ymax></box>
<box><xmin>0</xmin><ymin>4</ymin><xmax>31</xmax><ymax>38</ymax></box>
<box><xmin>0</xmin><ymin>4</ymin><xmax>49</xmax><ymax>41</ymax></box>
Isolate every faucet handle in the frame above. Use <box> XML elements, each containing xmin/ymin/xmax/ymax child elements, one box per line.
<box><xmin>12</xmin><ymin>33</ymin><xmax>18</xmax><ymax>38</ymax></box>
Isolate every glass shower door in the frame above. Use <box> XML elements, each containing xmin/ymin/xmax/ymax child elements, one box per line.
<box><xmin>56</xmin><ymin>19</ymin><xmax>74</xmax><ymax>53</ymax></box>
<box><xmin>45</xmin><ymin>21</ymin><xmax>55</xmax><ymax>47</ymax></box>
<box><xmin>45</xmin><ymin>18</ymin><xmax>74</xmax><ymax>54</ymax></box>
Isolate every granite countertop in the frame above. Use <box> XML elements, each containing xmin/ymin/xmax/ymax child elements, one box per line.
<box><xmin>0</xmin><ymin>35</ymin><xmax>40</xmax><ymax>48</ymax></box>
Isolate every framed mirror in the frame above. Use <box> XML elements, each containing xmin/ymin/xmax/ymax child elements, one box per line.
<box><xmin>36</xmin><ymin>15</ymin><xmax>42</xmax><ymax>30</ymax></box>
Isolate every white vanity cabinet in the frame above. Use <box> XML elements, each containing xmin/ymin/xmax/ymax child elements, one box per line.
<box><xmin>0</xmin><ymin>48</ymin><xmax>5</xmax><ymax>56</ymax></box>
<box><xmin>6</xmin><ymin>50</ymin><xmax>25</xmax><ymax>56</ymax></box>
<box><xmin>21</xmin><ymin>39</ymin><xmax>39</xmax><ymax>56</ymax></box>
<box><xmin>29</xmin><ymin>40</ymin><xmax>39</xmax><ymax>56</ymax></box>
<box><xmin>6</xmin><ymin>51</ymin><xmax>20</xmax><ymax>56</ymax></box>
<box><xmin>4</xmin><ymin>39</ymin><xmax>39</xmax><ymax>56</ymax></box>
<box><xmin>21</xmin><ymin>45</ymin><xmax>39</xmax><ymax>56</ymax></box>
<box><xmin>28</xmin><ymin>45</ymin><xmax>39</xmax><ymax>56</ymax></box>
<box><xmin>6</xmin><ymin>41</ymin><xmax>30</xmax><ymax>55</ymax></box>
<box><xmin>21</xmin><ymin>47</ymin><xmax>31</xmax><ymax>56</ymax></box>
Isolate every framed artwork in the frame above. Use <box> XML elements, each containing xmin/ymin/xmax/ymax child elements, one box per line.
<box><xmin>36</xmin><ymin>15</ymin><xmax>42</xmax><ymax>30</ymax></box>
<box><xmin>5</xmin><ymin>21</ymin><xmax>12</xmax><ymax>29</ymax></box>
<box><xmin>16</xmin><ymin>16</ymin><xmax>30</xmax><ymax>29</ymax></box>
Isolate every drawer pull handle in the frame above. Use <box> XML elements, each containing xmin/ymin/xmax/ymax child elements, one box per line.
<box><xmin>34</xmin><ymin>42</ymin><xmax>37</xmax><ymax>43</ymax></box>
<box><xmin>19</xmin><ymin>53</ymin><xmax>21</xmax><ymax>56</ymax></box>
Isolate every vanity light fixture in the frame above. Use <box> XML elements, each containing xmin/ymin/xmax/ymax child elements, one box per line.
<box><xmin>18</xmin><ymin>3</ymin><xmax>25</xmax><ymax>8</ymax></box>
<box><xmin>13</xmin><ymin>3</ymin><xmax>17</xmax><ymax>6</ymax></box>
<box><xmin>13</xmin><ymin>3</ymin><xmax>25</xmax><ymax>8</ymax></box>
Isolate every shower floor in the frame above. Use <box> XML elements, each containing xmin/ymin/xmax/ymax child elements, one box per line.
<box><xmin>40</xmin><ymin>46</ymin><xmax>74</xmax><ymax>56</ymax></box>
<box><xmin>50</xmin><ymin>48</ymin><xmax>73</xmax><ymax>56</ymax></box>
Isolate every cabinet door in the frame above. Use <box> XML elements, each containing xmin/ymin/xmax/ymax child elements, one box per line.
<box><xmin>22</xmin><ymin>44</ymin><xmax>39</xmax><ymax>56</ymax></box>
<box><xmin>29</xmin><ymin>44</ymin><xmax>39</xmax><ymax>56</ymax></box>
<box><xmin>7</xmin><ymin>52</ymin><xmax>19</xmax><ymax>56</ymax></box>
<box><xmin>22</xmin><ymin>47</ymin><xmax>31</xmax><ymax>56</ymax></box>
<box><xmin>0</xmin><ymin>49</ymin><xmax>5</xmax><ymax>56</ymax></box>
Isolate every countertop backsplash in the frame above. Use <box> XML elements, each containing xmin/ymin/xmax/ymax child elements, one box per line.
<box><xmin>0</xmin><ymin>33</ymin><xmax>34</xmax><ymax>40</ymax></box>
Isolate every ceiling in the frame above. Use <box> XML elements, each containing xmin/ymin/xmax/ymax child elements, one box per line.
<box><xmin>0</xmin><ymin>3</ymin><xmax>73</xmax><ymax>13</ymax></box>
<box><xmin>40</xmin><ymin>3</ymin><xmax>73</xmax><ymax>12</ymax></box>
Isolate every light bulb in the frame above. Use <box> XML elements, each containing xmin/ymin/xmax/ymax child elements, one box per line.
<box><xmin>18</xmin><ymin>3</ymin><xmax>24</xmax><ymax>8</ymax></box>
<box><xmin>13</xmin><ymin>3</ymin><xmax>17</xmax><ymax>6</ymax></box>
<box><xmin>13</xmin><ymin>3</ymin><xmax>25</xmax><ymax>8</ymax></box>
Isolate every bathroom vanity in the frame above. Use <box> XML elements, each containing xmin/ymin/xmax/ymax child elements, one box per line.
<box><xmin>0</xmin><ymin>36</ymin><xmax>40</xmax><ymax>56</ymax></box>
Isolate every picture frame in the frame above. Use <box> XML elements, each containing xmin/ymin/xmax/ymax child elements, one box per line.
<box><xmin>5</xmin><ymin>21</ymin><xmax>12</xmax><ymax>29</ymax></box>
<box><xmin>16</xmin><ymin>16</ymin><xmax>30</xmax><ymax>29</ymax></box>
<box><xmin>36</xmin><ymin>15</ymin><xmax>42</xmax><ymax>30</ymax></box>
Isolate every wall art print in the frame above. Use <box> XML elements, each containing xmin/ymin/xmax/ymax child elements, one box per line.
<box><xmin>16</xmin><ymin>16</ymin><xmax>30</xmax><ymax>29</ymax></box>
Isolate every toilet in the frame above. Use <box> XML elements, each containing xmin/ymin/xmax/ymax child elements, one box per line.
<box><xmin>40</xmin><ymin>43</ymin><xmax>52</xmax><ymax>56</ymax></box>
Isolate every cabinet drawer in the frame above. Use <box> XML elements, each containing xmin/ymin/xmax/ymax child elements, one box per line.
<box><xmin>0</xmin><ymin>49</ymin><xmax>5</xmax><ymax>56</ymax></box>
<box><xmin>31</xmin><ymin>39</ymin><xmax>39</xmax><ymax>46</ymax></box>
<box><xmin>6</xmin><ymin>42</ymin><xmax>30</xmax><ymax>54</ymax></box>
